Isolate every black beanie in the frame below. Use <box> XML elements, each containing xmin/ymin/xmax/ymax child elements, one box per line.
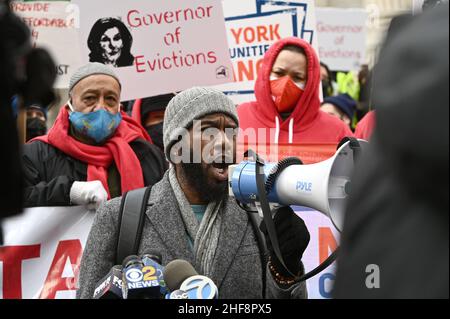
<box><xmin>323</xmin><ymin>94</ymin><xmax>357</xmax><ymax>120</ymax></box>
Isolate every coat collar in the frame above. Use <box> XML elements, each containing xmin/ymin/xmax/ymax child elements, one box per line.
<box><xmin>145</xmin><ymin>172</ymin><xmax>249</xmax><ymax>288</ymax></box>
<box><xmin>209</xmin><ymin>198</ymin><xmax>249</xmax><ymax>289</ymax></box>
<box><xmin>145</xmin><ymin>173</ymin><xmax>195</xmax><ymax>264</ymax></box>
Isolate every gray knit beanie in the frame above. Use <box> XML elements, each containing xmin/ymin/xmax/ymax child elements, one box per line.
<box><xmin>69</xmin><ymin>62</ymin><xmax>121</xmax><ymax>93</ymax></box>
<box><xmin>163</xmin><ymin>87</ymin><xmax>239</xmax><ymax>161</ymax></box>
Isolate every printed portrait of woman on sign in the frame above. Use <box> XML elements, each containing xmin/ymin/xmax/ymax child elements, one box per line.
<box><xmin>87</xmin><ymin>17</ymin><xmax>135</xmax><ymax>68</ymax></box>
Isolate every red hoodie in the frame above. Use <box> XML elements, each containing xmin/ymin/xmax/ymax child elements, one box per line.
<box><xmin>355</xmin><ymin>111</ymin><xmax>376</xmax><ymax>141</ymax></box>
<box><xmin>237</xmin><ymin>38</ymin><xmax>353</xmax><ymax>153</ymax></box>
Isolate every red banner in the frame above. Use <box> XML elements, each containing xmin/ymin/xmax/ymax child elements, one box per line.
<box><xmin>237</xmin><ymin>143</ymin><xmax>338</xmax><ymax>164</ymax></box>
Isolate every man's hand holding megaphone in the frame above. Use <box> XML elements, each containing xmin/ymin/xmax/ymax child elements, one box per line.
<box><xmin>260</xmin><ymin>206</ymin><xmax>310</xmax><ymax>287</ymax></box>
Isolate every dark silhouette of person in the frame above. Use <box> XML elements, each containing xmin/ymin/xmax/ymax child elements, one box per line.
<box><xmin>333</xmin><ymin>4</ymin><xmax>449</xmax><ymax>299</ymax></box>
<box><xmin>87</xmin><ymin>17</ymin><xmax>134</xmax><ymax>68</ymax></box>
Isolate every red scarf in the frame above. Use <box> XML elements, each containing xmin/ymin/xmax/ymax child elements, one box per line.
<box><xmin>34</xmin><ymin>106</ymin><xmax>151</xmax><ymax>199</ymax></box>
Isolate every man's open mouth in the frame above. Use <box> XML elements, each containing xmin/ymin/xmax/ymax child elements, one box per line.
<box><xmin>210</xmin><ymin>158</ymin><xmax>233</xmax><ymax>182</ymax></box>
<box><xmin>212</xmin><ymin>162</ymin><xmax>229</xmax><ymax>172</ymax></box>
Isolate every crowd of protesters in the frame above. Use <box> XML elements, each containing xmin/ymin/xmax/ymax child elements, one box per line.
<box><xmin>1</xmin><ymin>0</ymin><xmax>448</xmax><ymax>300</ymax></box>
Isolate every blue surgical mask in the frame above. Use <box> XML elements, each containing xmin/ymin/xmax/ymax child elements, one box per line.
<box><xmin>68</xmin><ymin>100</ymin><xmax>122</xmax><ymax>144</ymax></box>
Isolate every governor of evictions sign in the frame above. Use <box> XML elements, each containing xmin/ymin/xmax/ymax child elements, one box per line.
<box><xmin>74</xmin><ymin>0</ymin><xmax>233</xmax><ymax>101</ymax></box>
<box><xmin>316</xmin><ymin>8</ymin><xmax>368</xmax><ymax>71</ymax></box>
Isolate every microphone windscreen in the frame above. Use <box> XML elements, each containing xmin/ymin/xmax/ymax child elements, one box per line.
<box><xmin>141</xmin><ymin>251</ymin><xmax>163</xmax><ymax>264</ymax></box>
<box><xmin>122</xmin><ymin>255</ymin><xmax>141</xmax><ymax>268</ymax></box>
<box><xmin>163</xmin><ymin>259</ymin><xmax>198</xmax><ymax>292</ymax></box>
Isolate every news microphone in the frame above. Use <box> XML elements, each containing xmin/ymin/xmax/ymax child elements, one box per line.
<box><xmin>92</xmin><ymin>265</ymin><xmax>123</xmax><ymax>299</ymax></box>
<box><xmin>121</xmin><ymin>255</ymin><xmax>162</xmax><ymax>299</ymax></box>
<box><xmin>141</xmin><ymin>252</ymin><xmax>162</xmax><ymax>265</ymax></box>
<box><xmin>140</xmin><ymin>251</ymin><xmax>168</xmax><ymax>296</ymax></box>
<box><xmin>165</xmin><ymin>290</ymin><xmax>189</xmax><ymax>299</ymax></box>
<box><xmin>163</xmin><ymin>259</ymin><xmax>219</xmax><ymax>299</ymax></box>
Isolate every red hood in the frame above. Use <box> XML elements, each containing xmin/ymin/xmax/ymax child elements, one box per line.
<box><xmin>254</xmin><ymin>37</ymin><xmax>321</xmax><ymax>131</ymax></box>
<box><xmin>131</xmin><ymin>98</ymin><xmax>143</xmax><ymax>124</ymax></box>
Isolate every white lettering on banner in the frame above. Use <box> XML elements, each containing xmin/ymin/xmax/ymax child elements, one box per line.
<box><xmin>62</xmin><ymin>258</ymin><xmax>76</xmax><ymax>278</ymax></box>
<box><xmin>0</xmin><ymin>207</ymin><xmax>95</xmax><ymax>299</ymax></box>
<box><xmin>73</xmin><ymin>0</ymin><xmax>233</xmax><ymax>100</ymax></box>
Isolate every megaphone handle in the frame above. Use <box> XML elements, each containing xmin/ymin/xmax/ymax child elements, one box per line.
<box><xmin>255</xmin><ymin>203</ymin><xmax>278</xmax><ymax>219</ymax></box>
<box><xmin>246</xmin><ymin>149</ymin><xmax>301</xmax><ymax>279</ymax></box>
<box><xmin>297</xmin><ymin>248</ymin><xmax>339</xmax><ymax>283</ymax></box>
<box><xmin>338</xmin><ymin>137</ymin><xmax>362</xmax><ymax>164</ymax></box>
<box><xmin>254</xmin><ymin>157</ymin><xmax>298</xmax><ymax>279</ymax></box>
<box><xmin>255</xmin><ymin>203</ymin><xmax>265</xmax><ymax>219</ymax></box>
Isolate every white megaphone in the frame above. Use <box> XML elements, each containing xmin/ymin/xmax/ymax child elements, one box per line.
<box><xmin>229</xmin><ymin>140</ymin><xmax>369</xmax><ymax>232</ymax></box>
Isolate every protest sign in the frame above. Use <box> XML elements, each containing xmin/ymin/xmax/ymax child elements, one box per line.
<box><xmin>73</xmin><ymin>0</ymin><xmax>233</xmax><ymax>101</ymax></box>
<box><xmin>0</xmin><ymin>207</ymin><xmax>94</xmax><ymax>299</ymax></box>
<box><xmin>10</xmin><ymin>1</ymin><xmax>83</xmax><ymax>89</ymax></box>
<box><xmin>217</xmin><ymin>0</ymin><xmax>319</xmax><ymax>104</ymax></box>
<box><xmin>316</xmin><ymin>8</ymin><xmax>368</xmax><ymax>71</ymax></box>
<box><xmin>295</xmin><ymin>208</ymin><xmax>339</xmax><ymax>299</ymax></box>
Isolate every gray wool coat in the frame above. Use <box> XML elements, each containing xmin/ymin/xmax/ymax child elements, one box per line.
<box><xmin>76</xmin><ymin>172</ymin><xmax>307</xmax><ymax>299</ymax></box>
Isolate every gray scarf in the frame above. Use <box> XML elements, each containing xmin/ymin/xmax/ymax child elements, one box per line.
<box><xmin>168</xmin><ymin>167</ymin><xmax>222</xmax><ymax>278</ymax></box>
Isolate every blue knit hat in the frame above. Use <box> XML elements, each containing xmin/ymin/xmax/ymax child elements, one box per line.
<box><xmin>323</xmin><ymin>94</ymin><xmax>357</xmax><ymax>120</ymax></box>
<box><xmin>28</xmin><ymin>104</ymin><xmax>48</xmax><ymax>120</ymax></box>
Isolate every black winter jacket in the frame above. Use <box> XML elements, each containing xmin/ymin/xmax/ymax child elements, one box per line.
<box><xmin>22</xmin><ymin>139</ymin><xmax>168</xmax><ymax>208</ymax></box>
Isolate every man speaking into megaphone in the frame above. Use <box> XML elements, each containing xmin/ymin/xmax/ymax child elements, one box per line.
<box><xmin>77</xmin><ymin>87</ymin><xmax>310</xmax><ymax>299</ymax></box>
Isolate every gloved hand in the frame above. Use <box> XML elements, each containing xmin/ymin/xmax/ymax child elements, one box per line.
<box><xmin>260</xmin><ymin>206</ymin><xmax>310</xmax><ymax>278</ymax></box>
<box><xmin>70</xmin><ymin>181</ymin><xmax>108</xmax><ymax>210</ymax></box>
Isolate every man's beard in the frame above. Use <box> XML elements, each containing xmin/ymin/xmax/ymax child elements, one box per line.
<box><xmin>180</xmin><ymin>162</ymin><xmax>227</xmax><ymax>203</ymax></box>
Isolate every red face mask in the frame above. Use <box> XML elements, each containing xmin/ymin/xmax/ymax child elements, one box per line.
<box><xmin>270</xmin><ymin>76</ymin><xmax>305</xmax><ymax>113</ymax></box>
